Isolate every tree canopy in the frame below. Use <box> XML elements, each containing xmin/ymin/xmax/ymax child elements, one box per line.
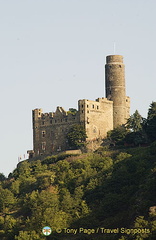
<box><xmin>145</xmin><ymin>102</ymin><xmax>156</xmax><ymax>142</ymax></box>
<box><xmin>126</xmin><ymin>110</ymin><xmax>143</xmax><ymax>132</ymax></box>
<box><xmin>66</xmin><ymin>124</ymin><xmax>87</xmax><ymax>149</ymax></box>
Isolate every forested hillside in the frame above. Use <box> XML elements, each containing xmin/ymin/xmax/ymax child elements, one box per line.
<box><xmin>0</xmin><ymin>143</ymin><xmax>155</xmax><ymax>240</ymax></box>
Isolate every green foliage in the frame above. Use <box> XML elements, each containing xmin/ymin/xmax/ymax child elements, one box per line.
<box><xmin>124</xmin><ymin>130</ymin><xmax>148</xmax><ymax>146</ymax></box>
<box><xmin>146</xmin><ymin>116</ymin><xmax>156</xmax><ymax>142</ymax></box>
<box><xmin>0</xmin><ymin>142</ymin><xmax>156</xmax><ymax>239</ymax></box>
<box><xmin>0</xmin><ymin>173</ymin><xmax>6</xmax><ymax>181</ymax></box>
<box><xmin>147</xmin><ymin>102</ymin><xmax>156</xmax><ymax>120</ymax></box>
<box><xmin>108</xmin><ymin>102</ymin><xmax>156</xmax><ymax>146</ymax></box>
<box><xmin>15</xmin><ymin>231</ymin><xmax>43</xmax><ymax>240</ymax></box>
<box><xmin>0</xmin><ymin>186</ymin><xmax>15</xmax><ymax>212</ymax></box>
<box><xmin>67</xmin><ymin>108</ymin><xmax>77</xmax><ymax>115</ymax></box>
<box><xmin>144</xmin><ymin>102</ymin><xmax>156</xmax><ymax>142</ymax></box>
<box><xmin>107</xmin><ymin>126</ymin><xmax>128</xmax><ymax>145</ymax></box>
<box><xmin>115</xmin><ymin>152</ymin><xmax>132</xmax><ymax>163</ymax></box>
<box><xmin>66</xmin><ymin>124</ymin><xmax>87</xmax><ymax>149</ymax></box>
<box><xmin>149</xmin><ymin>141</ymin><xmax>156</xmax><ymax>154</ymax></box>
<box><xmin>11</xmin><ymin>179</ymin><xmax>20</xmax><ymax>194</ymax></box>
<box><xmin>126</xmin><ymin>110</ymin><xmax>143</xmax><ymax>132</ymax></box>
<box><xmin>18</xmin><ymin>161</ymin><xmax>31</xmax><ymax>177</ymax></box>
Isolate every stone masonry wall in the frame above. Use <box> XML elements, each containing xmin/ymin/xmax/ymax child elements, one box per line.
<box><xmin>32</xmin><ymin>98</ymin><xmax>114</xmax><ymax>156</ymax></box>
<box><xmin>79</xmin><ymin>98</ymin><xmax>113</xmax><ymax>140</ymax></box>
<box><xmin>33</xmin><ymin>107</ymin><xmax>80</xmax><ymax>156</ymax></box>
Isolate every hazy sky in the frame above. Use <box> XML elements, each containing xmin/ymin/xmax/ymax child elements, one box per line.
<box><xmin>0</xmin><ymin>0</ymin><xmax>156</xmax><ymax>176</ymax></box>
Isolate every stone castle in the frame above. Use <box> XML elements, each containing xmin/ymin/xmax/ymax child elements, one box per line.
<box><xmin>29</xmin><ymin>55</ymin><xmax>130</xmax><ymax>157</ymax></box>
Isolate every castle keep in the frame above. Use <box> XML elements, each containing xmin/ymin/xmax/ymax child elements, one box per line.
<box><xmin>30</xmin><ymin>55</ymin><xmax>130</xmax><ymax>157</ymax></box>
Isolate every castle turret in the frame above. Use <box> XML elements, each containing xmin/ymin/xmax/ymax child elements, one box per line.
<box><xmin>105</xmin><ymin>55</ymin><xmax>129</xmax><ymax>128</ymax></box>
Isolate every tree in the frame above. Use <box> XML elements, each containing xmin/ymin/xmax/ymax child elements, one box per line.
<box><xmin>126</xmin><ymin>110</ymin><xmax>143</xmax><ymax>132</ymax></box>
<box><xmin>66</xmin><ymin>124</ymin><xmax>87</xmax><ymax>149</ymax></box>
<box><xmin>146</xmin><ymin>116</ymin><xmax>156</xmax><ymax>141</ymax></box>
<box><xmin>0</xmin><ymin>186</ymin><xmax>15</xmax><ymax>212</ymax></box>
<box><xmin>124</xmin><ymin>131</ymin><xmax>148</xmax><ymax>146</ymax></box>
<box><xmin>147</xmin><ymin>102</ymin><xmax>156</xmax><ymax>120</ymax></box>
<box><xmin>15</xmin><ymin>231</ymin><xmax>43</xmax><ymax>240</ymax></box>
<box><xmin>107</xmin><ymin>126</ymin><xmax>128</xmax><ymax>145</ymax></box>
<box><xmin>67</xmin><ymin>108</ymin><xmax>77</xmax><ymax>115</ymax></box>
<box><xmin>0</xmin><ymin>173</ymin><xmax>6</xmax><ymax>182</ymax></box>
<box><xmin>145</xmin><ymin>102</ymin><xmax>156</xmax><ymax>142</ymax></box>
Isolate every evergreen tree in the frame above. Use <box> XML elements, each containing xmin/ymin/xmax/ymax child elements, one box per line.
<box><xmin>147</xmin><ymin>102</ymin><xmax>156</xmax><ymax>120</ymax></box>
<box><xmin>126</xmin><ymin>110</ymin><xmax>143</xmax><ymax>132</ymax></box>
<box><xmin>145</xmin><ymin>102</ymin><xmax>156</xmax><ymax>141</ymax></box>
<box><xmin>0</xmin><ymin>173</ymin><xmax>6</xmax><ymax>182</ymax></box>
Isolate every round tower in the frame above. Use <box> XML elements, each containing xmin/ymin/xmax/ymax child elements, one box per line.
<box><xmin>105</xmin><ymin>55</ymin><xmax>127</xmax><ymax>128</ymax></box>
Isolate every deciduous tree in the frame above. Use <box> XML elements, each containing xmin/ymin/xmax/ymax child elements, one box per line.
<box><xmin>66</xmin><ymin>124</ymin><xmax>87</xmax><ymax>149</ymax></box>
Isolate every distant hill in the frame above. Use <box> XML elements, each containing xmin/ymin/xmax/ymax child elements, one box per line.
<box><xmin>0</xmin><ymin>143</ymin><xmax>156</xmax><ymax>240</ymax></box>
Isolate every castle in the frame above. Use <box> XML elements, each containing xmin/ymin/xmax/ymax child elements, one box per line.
<box><xmin>29</xmin><ymin>55</ymin><xmax>130</xmax><ymax>157</ymax></box>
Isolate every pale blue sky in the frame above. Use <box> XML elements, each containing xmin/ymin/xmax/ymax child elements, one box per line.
<box><xmin>0</xmin><ymin>0</ymin><xmax>156</xmax><ymax>176</ymax></box>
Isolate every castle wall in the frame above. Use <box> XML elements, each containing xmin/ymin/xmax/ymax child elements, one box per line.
<box><xmin>78</xmin><ymin>98</ymin><xmax>113</xmax><ymax>140</ymax></box>
<box><xmin>32</xmin><ymin>107</ymin><xmax>80</xmax><ymax>156</ymax></box>
<box><xmin>32</xmin><ymin>98</ymin><xmax>114</xmax><ymax>156</ymax></box>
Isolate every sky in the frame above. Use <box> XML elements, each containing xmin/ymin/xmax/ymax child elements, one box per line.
<box><xmin>0</xmin><ymin>0</ymin><xmax>156</xmax><ymax>176</ymax></box>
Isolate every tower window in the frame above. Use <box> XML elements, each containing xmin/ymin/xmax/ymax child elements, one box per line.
<box><xmin>42</xmin><ymin>131</ymin><xmax>46</xmax><ymax>137</ymax></box>
<box><xmin>97</xmin><ymin>106</ymin><xmax>99</xmax><ymax>110</ymax></box>
<box><xmin>42</xmin><ymin>142</ymin><xmax>46</xmax><ymax>150</ymax></box>
<box><xmin>119</xmin><ymin>65</ymin><xmax>121</xmax><ymax>68</ymax></box>
<box><xmin>82</xmin><ymin>104</ymin><xmax>84</xmax><ymax>108</ymax></box>
<box><xmin>87</xmin><ymin>104</ymin><xmax>89</xmax><ymax>108</ymax></box>
<box><xmin>42</xmin><ymin>121</ymin><xmax>45</xmax><ymax>125</ymax></box>
<box><xmin>87</xmin><ymin>117</ymin><xmax>89</xmax><ymax>123</ymax></box>
<box><xmin>92</xmin><ymin>105</ymin><xmax>94</xmax><ymax>108</ymax></box>
<box><xmin>82</xmin><ymin>110</ymin><xmax>84</xmax><ymax>113</ymax></box>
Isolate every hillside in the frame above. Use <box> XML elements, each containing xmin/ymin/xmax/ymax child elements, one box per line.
<box><xmin>0</xmin><ymin>143</ymin><xmax>156</xmax><ymax>240</ymax></box>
